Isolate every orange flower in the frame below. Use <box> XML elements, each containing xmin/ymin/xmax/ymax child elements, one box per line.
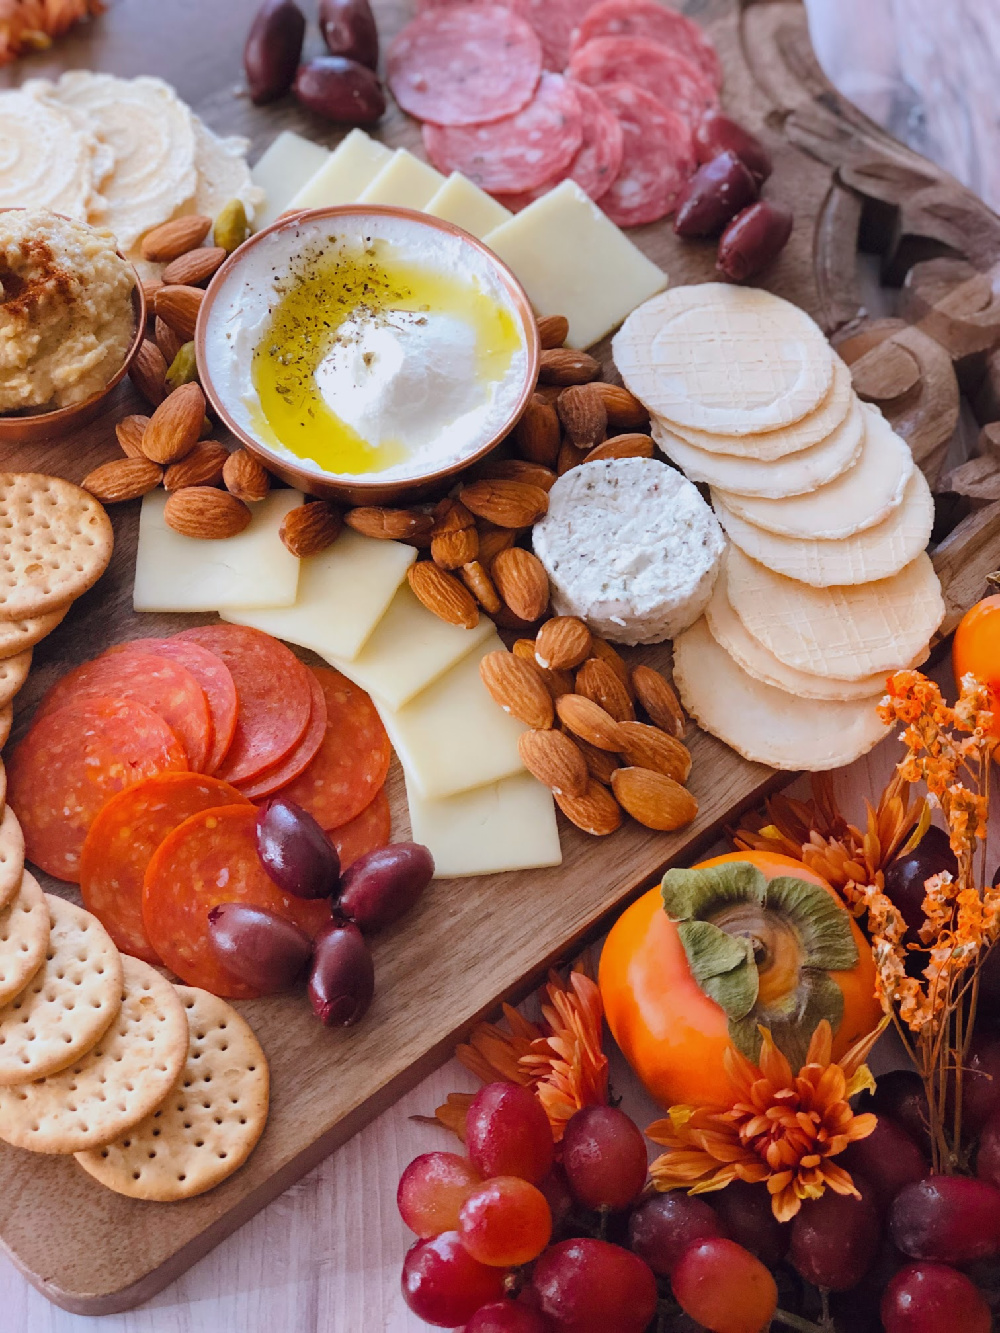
<box><xmin>0</xmin><ymin>0</ymin><xmax>104</xmax><ymax>63</ymax></box>
<box><xmin>646</xmin><ymin>1020</ymin><xmax>883</xmax><ymax>1223</ymax></box>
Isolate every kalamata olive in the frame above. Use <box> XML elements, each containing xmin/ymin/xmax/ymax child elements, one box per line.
<box><xmin>256</xmin><ymin>798</ymin><xmax>341</xmax><ymax>900</ymax></box>
<box><xmin>717</xmin><ymin>200</ymin><xmax>794</xmax><ymax>282</ymax></box>
<box><xmin>337</xmin><ymin>843</ymin><xmax>434</xmax><ymax>933</ymax></box>
<box><xmin>694</xmin><ymin>109</ymin><xmax>773</xmax><ymax>184</ymax></box>
<box><xmin>309</xmin><ymin>920</ymin><xmax>375</xmax><ymax>1026</ymax></box>
<box><xmin>674</xmin><ymin>150</ymin><xmax>758</xmax><ymax>238</ymax></box>
<box><xmin>319</xmin><ymin>0</ymin><xmax>379</xmax><ymax>71</ymax></box>
<box><xmin>244</xmin><ymin>0</ymin><xmax>306</xmax><ymax>105</ymax></box>
<box><xmin>207</xmin><ymin>903</ymin><xmax>313</xmax><ymax>993</ymax></box>
<box><xmin>293</xmin><ymin>56</ymin><xmax>386</xmax><ymax>127</ymax></box>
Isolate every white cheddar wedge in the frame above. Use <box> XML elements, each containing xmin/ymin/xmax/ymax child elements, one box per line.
<box><xmin>359</xmin><ymin>148</ymin><xmax>445</xmax><ymax>209</ymax></box>
<box><xmin>288</xmin><ymin>128</ymin><xmax>392</xmax><ymax>210</ymax></box>
<box><xmin>134</xmin><ymin>489</ymin><xmax>302</xmax><ymax>613</ymax></box>
<box><xmin>252</xmin><ymin>131</ymin><xmax>330</xmax><ymax>230</ymax></box>
<box><xmin>219</xmin><ymin>529</ymin><xmax>415</xmax><ymax>662</ymax></box>
<box><xmin>406</xmin><ymin>772</ymin><xmax>562</xmax><ymax>878</ymax></box>
<box><xmin>329</xmin><ymin>583</ymin><xmax>493</xmax><ymax>709</ymax></box>
<box><xmin>484</xmin><ymin>180</ymin><xmax>667</xmax><ymax>350</ymax></box>
<box><xmin>375</xmin><ymin>634</ymin><xmax>527</xmax><ymax>800</ymax></box>
<box><xmin>424</xmin><ymin>172</ymin><xmax>513</xmax><ymax>239</ymax></box>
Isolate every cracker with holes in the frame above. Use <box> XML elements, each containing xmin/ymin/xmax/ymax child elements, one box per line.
<box><xmin>75</xmin><ymin>985</ymin><xmax>269</xmax><ymax>1200</ymax></box>
<box><xmin>0</xmin><ymin>872</ymin><xmax>48</xmax><ymax>1006</ymax></box>
<box><xmin>0</xmin><ymin>807</ymin><xmax>25</xmax><ymax>911</ymax></box>
<box><xmin>0</xmin><ymin>606</ymin><xmax>67</xmax><ymax>660</ymax></box>
<box><xmin>0</xmin><ymin>647</ymin><xmax>31</xmax><ymax>708</ymax></box>
<box><xmin>0</xmin><ymin>895</ymin><xmax>122</xmax><ymax>1085</ymax></box>
<box><xmin>0</xmin><ymin>703</ymin><xmax>11</xmax><ymax>750</ymax></box>
<box><xmin>0</xmin><ymin>956</ymin><xmax>187</xmax><ymax>1153</ymax></box>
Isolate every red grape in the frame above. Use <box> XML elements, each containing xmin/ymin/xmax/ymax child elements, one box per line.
<box><xmin>840</xmin><ymin>1117</ymin><xmax>927</xmax><ymax>1211</ymax></box>
<box><xmin>465</xmin><ymin>1301</ymin><xmax>554</xmax><ymax>1332</ymax></box>
<box><xmin>960</xmin><ymin>1035</ymin><xmax>1000</xmax><ymax>1136</ymax></box>
<box><xmin>397</xmin><ymin>1152</ymin><xmax>482</xmax><ymax>1237</ymax></box>
<box><xmin>466</xmin><ymin>1083</ymin><xmax>554</xmax><ymax>1185</ymax></box>
<box><xmin>790</xmin><ymin>1182</ymin><xmax>880</xmax><ymax>1290</ymax></box>
<box><xmin>400</xmin><ymin>1231</ymin><xmax>506</xmax><ymax>1326</ymax></box>
<box><xmin>708</xmin><ymin>1181</ymin><xmax>789</xmax><ymax>1266</ymax></box>
<box><xmin>891</xmin><ymin>1175</ymin><xmax>1000</xmax><ymax>1263</ymax></box>
<box><xmin>883</xmin><ymin>826</ymin><xmax>957</xmax><ymax>943</ymax></box>
<box><xmin>628</xmin><ymin>1193</ymin><xmax>725</xmax><ymax>1276</ymax></box>
<box><xmin>530</xmin><ymin>1238</ymin><xmax>657</xmax><ymax>1333</ymax></box>
<box><xmin>459</xmin><ymin>1176</ymin><xmax>552</xmax><ymax>1267</ymax></box>
<box><xmin>830</xmin><ymin>1236</ymin><xmax>907</xmax><ymax>1333</ymax></box>
<box><xmin>881</xmin><ymin>1261</ymin><xmax>992</xmax><ymax>1333</ymax></box>
<box><xmin>671</xmin><ymin>1238</ymin><xmax>778</xmax><ymax>1333</ymax></box>
<box><xmin>538</xmin><ymin>1165</ymin><xmax>574</xmax><ymax>1235</ymax></box>
<box><xmin>978</xmin><ymin>1107</ymin><xmax>1000</xmax><ymax>1188</ymax></box>
<box><xmin>864</xmin><ymin>1070</ymin><xmax>930</xmax><ymax>1154</ymax></box>
<box><xmin>561</xmin><ymin>1106</ymin><xmax>647</xmax><ymax>1211</ymax></box>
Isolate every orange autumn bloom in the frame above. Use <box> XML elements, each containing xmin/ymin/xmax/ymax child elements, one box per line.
<box><xmin>0</xmin><ymin>0</ymin><xmax>104</xmax><ymax>63</ymax></box>
<box><xmin>646</xmin><ymin>1020</ymin><xmax>883</xmax><ymax>1223</ymax></box>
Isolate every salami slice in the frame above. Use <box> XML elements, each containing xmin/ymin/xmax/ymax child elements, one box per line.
<box><xmin>329</xmin><ymin>787</ymin><xmax>392</xmax><ymax>870</ymax></box>
<box><xmin>496</xmin><ymin>80</ymin><xmax>624</xmax><ymax>207</ymax></box>
<box><xmin>423</xmin><ymin>72</ymin><xmax>584</xmax><ymax>194</ymax></box>
<box><xmin>596</xmin><ymin>82</ymin><xmax>696</xmax><ymax>227</ymax></box>
<box><xmin>275</xmin><ymin>667</ymin><xmax>391</xmax><ymax>831</ymax></box>
<box><xmin>173</xmin><ymin>625</ymin><xmax>313</xmax><ymax>787</ymax></box>
<box><xmin>142</xmin><ymin>805</ymin><xmax>332</xmax><ymax>998</ymax></box>
<box><xmin>388</xmin><ymin>6</ymin><xmax>543</xmax><ymax>127</ymax></box>
<box><xmin>8</xmin><ymin>699</ymin><xmax>188</xmax><ymax>883</ymax></box>
<box><xmin>571</xmin><ymin>0</ymin><xmax>723</xmax><ymax>89</ymax></box>
<box><xmin>509</xmin><ymin>0</ymin><xmax>599</xmax><ymax>72</ymax></box>
<box><xmin>80</xmin><ymin>773</ymin><xmax>251</xmax><ymax>965</ymax></box>
<box><xmin>238</xmin><ymin>669</ymin><xmax>328</xmax><ymax>801</ymax></box>
<box><xmin>569</xmin><ymin>37</ymin><xmax>718</xmax><ymax>127</ymax></box>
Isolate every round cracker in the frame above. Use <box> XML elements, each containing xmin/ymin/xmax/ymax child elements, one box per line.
<box><xmin>0</xmin><ymin>895</ymin><xmax>122</xmax><ymax>1085</ymax></box>
<box><xmin>0</xmin><ymin>703</ymin><xmax>11</xmax><ymax>750</ymax></box>
<box><xmin>0</xmin><ymin>808</ymin><xmax>26</xmax><ymax>911</ymax></box>
<box><xmin>0</xmin><ymin>606</ymin><xmax>67</xmax><ymax>659</ymax></box>
<box><xmin>0</xmin><ymin>956</ymin><xmax>188</xmax><ymax>1154</ymax></box>
<box><xmin>0</xmin><ymin>474</ymin><xmax>114</xmax><ymax>620</ymax></box>
<box><xmin>0</xmin><ymin>872</ymin><xmax>48</xmax><ymax>1007</ymax></box>
<box><xmin>0</xmin><ymin>648</ymin><xmax>32</xmax><ymax>709</ymax></box>
<box><xmin>75</xmin><ymin>985</ymin><xmax>268</xmax><ymax>1200</ymax></box>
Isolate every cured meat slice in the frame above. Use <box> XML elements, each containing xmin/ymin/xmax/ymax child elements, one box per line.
<box><xmin>79</xmin><ymin>773</ymin><xmax>251</xmax><ymax>965</ymax></box>
<box><xmin>36</xmin><ymin>652</ymin><xmax>212</xmax><ymax>773</ymax></box>
<box><xmin>569</xmin><ymin>37</ymin><xmax>717</xmax><ymax>127</ymax></box>
<box><xmin>388</xmin><ymin>6</ymin><xmax>543</xmax><ymax>128</ymax></box>
<box><xmin>423</xmin><ymin>72</ymin><xmax>584</xmax><ymax>195</ymax></box>
<box><xmin>571</xmin><ymin>0</ymin><xmax>723</xmax><ymax>89</ymax></box>
<box><xmin>509</xmin><ymin>0</ymin><xmax>599</xmax><ymax>72</ymax></box>
<box><xmin>237</xmin><ymin>669</ymin><xmax>328</xmax><ymax>802</ymax></box>
<box><xmin>596</xmin><ymin>82</ymin><xmax>696</xmax><ymax>227</ymax></box>
<box><xmin>8</xmin><ymin>699</ymin><xmax>188</xmax><ymax>883</ymax></box>
<box><xmin>173</xmin><ymin>625</ymin><xmax>313</xmax><ymax>787</ymax></box>
<box><xmin>329</xmin><ymin>787</ymin><xmax>392</xmax><ymax>870</ymax></box>
<box><xmin>275</xmin><ymin>667</ymin><xmax>392</xmax><ymax>831</ymax></box>
<box><xmin>142</xmin><ymin>805</ymin><xmax>332</xmax><ymax>998</ymax></box>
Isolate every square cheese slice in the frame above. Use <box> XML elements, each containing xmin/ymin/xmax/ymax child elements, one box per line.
<box><xmin>288</xmin><ymin>129</ymin><xmax>393</xmax><ymax>210</ymax></box>
<box><xmin>406</xmin><ymin>772</ymin><xmax>562</xmax><ymax>878</ymax></box>
<box><xmin>484</xmin><ymin>180</ymin><xmax>668</xmax><ymax>349</ymax></box>
<box><xmin>220</xmin><ymin>529</ymin><xmax>416</xmax><ymax>662</ymax></box>
<box><xmin>424</xmin><ymin>172</ymin><xmax>513</xmax><ymax>239</ymax></box>
<box><xmin>375</xmin><ymin>634</ymin><xmax>527</xmax><ymax>800</ymax></box>
<box><xmin>252</xmin><ymin>131</ymin><xmax>330</xmax><ymax>230</ymax></box>
<box><xmin>133</xmin><ymin>489</ymin><xmax>302</xmax><ymax>614</ymax></box>
<box><xmin>358</xmin><ymin>149</ymin><xmax>446</xmax><ymax>209</ymax></box>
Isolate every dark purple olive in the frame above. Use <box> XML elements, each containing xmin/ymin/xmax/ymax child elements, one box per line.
<box><xmin>883</xmin><ymin>825</ymin><xmax>958</xmax><ymax>944</ymax></box>
<box><xmin>309</xmin><ymin>920</ymin><xmax>375</xmax><ymax>1026</ymax></box>
<box><xmin>337</xmin><ymin>842</ymin><xmax>434</xmax><ymax>933</ymax></box>
<box><xmin>207</xmin><ymin>903</ymin><xmax>313</xmax><ymax>993</ymax></box>
<box><xmin>694</xmin><ymin>109</ymin><xmax>773</xmax><ymax>184</ymax></box>
<box><xmin>244</xmin><ymin>0</ymin><xmax>306</xmax><ymax>105</ymax></box>
<box><xmin>717</xmin><ymin>200</ymin><xmax>793</xmax><ymax>282</ymax></box>
<box><xmin>319</xmin><ymin>0</ymin><xmax>379</xmax><ymax>71</ymax></box>
<box><xmin>674</xmin><ymin>150</ymin><xmax>758</xmax><ymax>238</ymax></box>
<box><xmin>256</xmin><ymin>798</ymin><xmax>341</xmax><ymax>900</ymax></box>
<box><xmin>293</xmin><ymin>56</ymin><xmax>386</xmax><ymax>127</ymax></box>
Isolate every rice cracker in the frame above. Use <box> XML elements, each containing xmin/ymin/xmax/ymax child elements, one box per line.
<box><xmin>0</xmin><ymin>871</ymin><xmax>48</xmax><ymax>1007</ymax></box>
<box><xmin>0</xmin><ymin>807</ymin><xmax>26</xmax><ymax>910</ymax></box>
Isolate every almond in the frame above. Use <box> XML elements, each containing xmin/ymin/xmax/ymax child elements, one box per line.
<box><xmin>513</xmin><ymin>638</ymin><xmax>573</xmax><ymax>700</ymax></box>
<box><xmin>431</xmin><ymin>499</ymin><xmax>479</xmax><ymax>570</ymax></box>
<box><xmin>557</xmin><ymin>440</ymin><xmax>588</xmax><ymax>475</ymax></box>
<box><xmin>590</xmin><ymin>638</ymin><xmax>635</xmax><ymax>700</ymax></box>
<box><xmin>408</xmin><ymin>561</ymin><xmax>479</xmax><ymax>629</ymax></box>
<box><xmin>518</xmin><ymin>729</ymin><xmax>588</xmax><ymax>797</ymax></box>
<box><xmin>537</xmin><ymin>314</ymin><xmax>569</xmax><ymax>349</ymax></box>
<box><xmin>611</xmin><ymin>767</ymin><xmax>698</xmax><ymax>831</ymax></box>
<box><xmin>164</xmin><ymin>441</ymin><xmax>229</xmax><ymax>491</ymax></box>
<box><xmin>575</xmin><ymin>657</ymin><xmax>635</xmax><ymax>723</ymax></box>
<box><xmin>155</xmin><ymin>315</ymin><xmax>185</xmax><ymax>366</ymax></box>
<box><xmin>571</xmin><ymin>732</ymin><xmax>621</xmax><ymax>786</ymax></box>
<box><xmin>130</xmin><ymin>339</ymin><xmax>168</xmax><ymax>407</ymax></box>
<box><xmin>492</xmin><ymin>547</ymin><xmax>550</xmax><ymax>622</ymax></box>
<box><xmin>223</xmin><ymin>448</ymin><xmax>271</xmax><ymax>502</ymax></box>
<box><xmin>535</xmin><ymin>616</ymin><xmax>592</xmax><ymax>671</ymax></box>
<box><xmin>460</xmin><ymin>560</ymin><xmax>501</xmax><ymax>615</ymax></box>
<box><xmin>164</xmin><ymin>486</ymin><xmax>251</xmax><ymax>539</ymax></box>
<box><xmin>477</xmin><ymin>522</ymin><xmax>517</xmax><ymax>567</ymax></box>
<box><xmin>538</xmin><ymin>347</ymin><xmax>601</xmax><ymax>386</ymax></box>
<box><xmin>154</xmin><ymin>285</ymin><xmax>204</xmax><ymax>341</ymax></box>
<box><xmin>557</xmin><ymin>384</ymin><xmax>607</xmax><ymax>448</ymax></box>
<box><xmin>632</xmin><ymin>664</ymin><xmax>685</xmax><ymax>737</ymax></box>
<box><xmin>616</xmin><ymin>720</ymin><xmax>691</xmax><ymax>782</ymax></box>
<box><xmin>459</xmin><ymin>479</ymin><xmax>549</xmax><ymax>529</ymax></box>
<box><xmin>142</xmin><ymin>382</ymin><xmax>204</xmax><ymax>464</ymax></box>
<box><xmin>555</xmin><ymin>779</ymin><xmax>623</xmax><ymax>836</ymax></box>
<box><xmin>141</xmin><ymin>214</ymin><xmax>212</xmax><ymax>262</ymax></box>
<box><xmin>116</xmin><ymin>414</ymin><xmax>150</xmax><ymax>459</ymax></box>
<box><xmin>594</xmin><ymin>382</ymin><xmax>650</xmax><ymax>431</ymax></box>
<box><xmin>141</xmin><ymin>278</ymin><xmax>164</xmax><ymax>308</ymax></box>
<box><xmin>495</xmin><ymin>603</ymin><xmax>545</xmax><ymax>633</ymax></box>
<box><xmin>82</xmin><ymin>457</ymin><xmax>163</xmax><ymax>503</ymax></box>
<box><xmin>280</xmin><ymin>502</ymin><xmax>343</xmax><ymax>557</ymax></box>
<box><xmin>161</xmin><ymin>246</ymin><xmax>226</xmax><ymax>287</ymax></box>
<box><xmin>585</xmin><ymin>433</ymin><xmax>655</xmax><ymax>463</ymax></box>
<box><xmin>345</xmin><ymin>506</ymin><xmax>435</xmax><ymax>544</ymax></box>
<box><xmin>556</xmin><ymin>693</ymin><xmax>626</xmax><ymax>751</ymax></box>
<box><xmin>479</xmin><ymin>649</ymin><xmax>553</xmax><ymax>730</ymax></box>
<box><xmin>511</xmin><ymin>395</ymin><xmax>561</xmax><ymax>467</ymax></box>
<box><xmin>479</xmin><ymin>458</ymin><xmax>556</xmax><ymax>492</ymax></box>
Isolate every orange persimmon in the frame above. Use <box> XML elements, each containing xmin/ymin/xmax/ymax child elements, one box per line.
<box><xmin>953</xmin><ymin>595</ymin><xmax>1000</xmax><ymax>740</ymax></box>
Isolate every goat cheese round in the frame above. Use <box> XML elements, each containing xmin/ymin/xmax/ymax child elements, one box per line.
<box><xmin>532</xmin><ymin>458</ymin><xmax>725</xmax><ymax>645</ymax></box>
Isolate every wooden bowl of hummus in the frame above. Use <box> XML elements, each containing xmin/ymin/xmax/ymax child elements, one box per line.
<box><xmin>196</xmin><ymin>206</ymin><xmax>540</xmax><ymax>505</ymax></box>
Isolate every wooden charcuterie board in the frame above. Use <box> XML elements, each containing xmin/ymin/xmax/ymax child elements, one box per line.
<box><xmin>3</xmin><ymin>0</ymin><xmax>1000</xmax><ymax>1313</ymax></box>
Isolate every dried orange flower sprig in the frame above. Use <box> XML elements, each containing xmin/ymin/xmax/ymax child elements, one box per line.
<box><xmin>0</xmin><ymin>0</ymin><xmax>105</xmax><ymax>63</ymax></box>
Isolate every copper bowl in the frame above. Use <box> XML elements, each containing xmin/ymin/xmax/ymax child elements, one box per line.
<box><xmin>194</xmin><ymin>206</ymin><xmax>540</xmax><ymax>506</ymax></box>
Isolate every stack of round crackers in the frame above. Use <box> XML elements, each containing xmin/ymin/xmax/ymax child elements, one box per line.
<box><xmin>613</xmin><ymin>285</ymin><xmax>946</xmax><ymax>770</ymax></box>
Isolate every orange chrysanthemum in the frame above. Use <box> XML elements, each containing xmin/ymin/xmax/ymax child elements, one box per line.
<box><xmin>646</xmin><ymin>1020</ymin><xmax>884</xmax><ymax>1223</ymax></box>
<box><xmin>0</xmin><ymin>0</ymin><xmax>104</xmax><ymax>63</ymax></box>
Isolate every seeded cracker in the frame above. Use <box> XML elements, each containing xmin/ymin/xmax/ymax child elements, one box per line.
<box><xmin>0</xmin><ymin>872</ymin><xmax>48</xmax><ymax>1006</ymax></box>
<box><xmin>0</xmin><ymin>808</ymin><xmax>26</xmax><ymax>911</ymax></box>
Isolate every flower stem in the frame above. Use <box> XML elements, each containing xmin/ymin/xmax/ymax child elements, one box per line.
<box><xmin>772</xmin><ymin>1311</ymin><xmax>826</xmax><ymax>1333</ymax></box>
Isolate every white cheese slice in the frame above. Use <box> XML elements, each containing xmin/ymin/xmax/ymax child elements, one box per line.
<box><xmin>424</xmin><ymin>172</ymin><xmax>513</xmax><ymax>239</ymax></box>
<box><xmin>375</xmin><ymin>634</ymin><xmax>527</xmax><ymax>800</ymax></box>
<box><xmin>484</xmin><ymin>180</ymin><xmax>667</xmax><ymax>350</ymax></box>
<box><xmin>133</xmin><ymin>489</ymin><xmax>302</xmax><ymax>614</ymax></box>
<box><xmin>251</xmin><ymin>131</ymin><xmax>329</xmax><ymax>230</ymax></box>
<box><xmin>287</xmin><ymin>128</ymin><xmax>393</xmax><ymax>210</ymax></box>
<box><xmin>219</xmin><ymin>529</ymin><xmax>415</xmax><ymax>662</ymax></box>
<box><xmin>358</xmin><ymin>148</ymin><xmax>445</xmax><ymax>209</ymax></box>
<box><xmin>406</xmin><ymin>771</ymin><xmax>562</xmax><ymax>878</ymax></box>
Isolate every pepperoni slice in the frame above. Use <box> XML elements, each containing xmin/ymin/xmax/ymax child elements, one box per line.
<box><xmin>8</xmin><ymin>699</ymin><xmax>188</xmax><ymax>883</ymax></box>
<box><xmin>423</xmin><ymin>73</ymin><xmax>584</xmax><ymax>195</ymax></box>
<box><xmin>238</xmin><ymin>669</ymin><xmax>328</xmax><ymax>801</ymax></box>
<box><xmin>388</xmin><ymin>6</ymin><xmax>543</xmax><ymax>127</ymax></box>
<box><xmin>596</xmin><ymin>82</ymin><xmax>696</xmax><ymax>227</ymax></box>
<box><xmin>173</xmin><ymin>625</ymin><xmax>313</xmax><ymax>787</ymax></box>
<box><xmin>329</xmin><ymin>787</ymin><xmax>392</xmax><ymax>870</ymax></box>
<box><xmin>509</xmin><ymin>0</ymin><xmax>599</xmax><ymax>72</ymax></box>
<box><xmin>569</xmin><ymin>37</ymin><xmax>717</xmax><ymax>127</ymax></box>
<box><xmin>275</xmin><ymin>667</ymin><xmax>391</xmax><ymax>831</ymax></box>
<box><xmin>80</xmin><ymin>773</ymin><xmax>251</xmax><ymax>965</ymax></box>
<box><xmin>142</xmin><ymin>805</ymin><xmax>332</xmax><ymax>998</ymax></box>
<box><xmin>571</xmin><ymin>0</ymin><xmax>722</xmax><ymax>89</ymax></box>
